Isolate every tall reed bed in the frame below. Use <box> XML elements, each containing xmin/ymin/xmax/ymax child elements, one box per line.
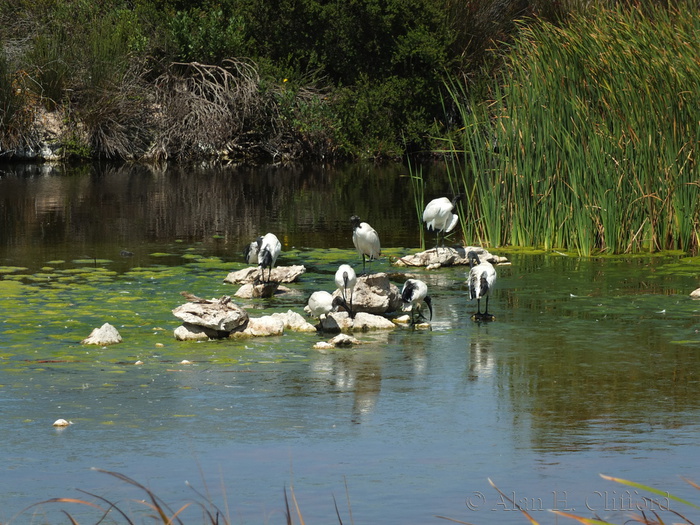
<box><xmin>437</xmin><ymin>2</ymin><xmax>700</xmax><ymax>256</ymax></box>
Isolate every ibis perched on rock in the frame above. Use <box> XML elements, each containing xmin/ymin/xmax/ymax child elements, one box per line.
<box><xmin>257</xmin><ymin>232</ymin><xmax>281</xmax><ymax>282</ymax></box>
<box><xmin>350</xmin><ymin>215</ymin><xmax>381</xmax><ymax>273</ymax></box>
<box><xmin>467</xmin><ymin>250</ymin><xmax>497</xmax><ymax>321</ymax></box>
<box><xmin>401</xmin><ymin>278</ymin><xmax>433</xmax><ymax>325</ymax></box>
<box><xmin>423</xmin><ymin>195</ymin><xmax>463</xmax><ymax>249</ymax></box>
<box><xmin>334</xmin><ymin>264</ymin><xmax>357</xmax><ymax>317</ymax></box>
<box><xmin>307</xmin><ymin>291</ymin><xmax>344</xmax><ymax>320</ymax></box>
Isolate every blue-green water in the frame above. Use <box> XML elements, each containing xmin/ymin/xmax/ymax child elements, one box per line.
<box><xmin>1</xmin><ymin>163</ymin><xmax>699</xmax><ymax>524</ymax></box>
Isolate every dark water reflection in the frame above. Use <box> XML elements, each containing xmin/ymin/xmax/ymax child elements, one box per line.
<box><xmin>1</xmin><ymin>163</ymin><xmax>700</xmax><ymax>525</ymax></box>
<box><xmin>0</xmin><ymin>162</ymin><xmax>439</xmax><ymax>270</ymax></box>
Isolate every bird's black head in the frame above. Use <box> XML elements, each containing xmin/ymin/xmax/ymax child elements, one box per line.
<box><xmin>350</xmin><ymin>215</ymin><xmax>361</xmax><ymax>229</ymax></box>
<box><xmin>467</xmin><ymin>251</ymin><xmax>481</xmax><ymax>267</ymax></box>
<box><xmin>331</xmin><ymin>295</ymin><xmax>346</xmax><ymax>310</ymax></box>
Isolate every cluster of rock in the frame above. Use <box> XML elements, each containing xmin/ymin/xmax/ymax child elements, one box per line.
<box><xmin>395</xmin><ymin>246</ymin><xmax>508</xmax><ymax>269</ymax></box>
<box><xmin>171</xmin><ymin>292</ymin><xmax>317</xmax><ymax>341</ymax></box>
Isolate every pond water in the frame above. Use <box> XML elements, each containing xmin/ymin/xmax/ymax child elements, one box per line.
<box><xmin>1</xmin><ymin>162</ymin><xmax>699</xmax><ymax>525</ymax></box>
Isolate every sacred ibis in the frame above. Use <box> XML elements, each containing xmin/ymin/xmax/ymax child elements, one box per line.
<box><xmin>307</xmin><ymin>291</ymin><xmax>344</xmax><ymax>320</ymax></box>
<box><xmin>467</xmin><ymin>250</ymin><xmax>497</xmax><ymax>321</ymax></box>
<box><xmin>423</xmin><ymin>195</ymin><xmax>463</xmax><ymax>249</ymax></box>
<box><xmin>350</xmin><ymin>215</ymin><xmax>381</xmax><ymax>273</ymax></box>
<box><xmin>335</xmin><ymin>264</ymin><xmax>357</xmax><ymax>317</ymax></box>
<box><xmin>257</xmin><ymin>232</ymin><xmax>281</xmax><ymax>282</ymax></box>
<box><xmin>401</xmin><ymin>278</ymin><xmax>433</xmax><ymax>324</ymax></box>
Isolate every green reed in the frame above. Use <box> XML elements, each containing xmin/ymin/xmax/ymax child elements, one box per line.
<box><xmin>439</xmin><ymin>2</ymin><xmax>700</xmax><ymax>255</ymax></box>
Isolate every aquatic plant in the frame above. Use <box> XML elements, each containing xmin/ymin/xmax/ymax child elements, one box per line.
<box><xmin>439</xmin><ymin>1</ymin><xmax>700</xmax><ymax>256</ymax></box>
<box><xmin>11</xmin><ymin>467</ymin><xmax>355</xmax><ymax>525</ymax></box>
<box><xmin>437</xmin><ymin>475</ymin><xmax>700</xmax><ymax>525</ymax></box>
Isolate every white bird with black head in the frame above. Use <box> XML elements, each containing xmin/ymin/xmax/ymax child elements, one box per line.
<box><xmin>467</xmin><ymin>250</ymin><xmax>497</xmax><ymax>321</ymax></box>
<box><xmin>401</xmin><ymin>278</ymin><xmax>433</xmax><ymax>325</ymax></box>
<box><xmin>423</xmin><ymin>194</ymin><xmax>463</xmax><ymax>250</ymax></box>
<box><xmin>257</xmin><ymin>232</ymin><xmax>281</xmax><ymax>282</ymax></box>
<box><xmin>350</xmin><ymin>215</ymin><xmax>381</xmax><ymax>273</ymax></box>
<box><xmin>334</xmin><ymin>264</ymin><xmax>357</xmax><ymax>317</ymax></box>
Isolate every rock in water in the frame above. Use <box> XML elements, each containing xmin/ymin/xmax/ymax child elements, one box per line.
<box><xmin>82</xmin><ymin>323</ymin><xmax>122</xmax><ymax>345</ymax></box>
<box><xmin>172</xmin><ymin>295</ymin><xmax>248</xmax><ymax>332</ymax></box>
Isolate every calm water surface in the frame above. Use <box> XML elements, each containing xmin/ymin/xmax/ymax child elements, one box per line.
<box><xmin>1</xmin><ymin>163</ymin><xmax>699</xmax><ymax>524</ymax></box>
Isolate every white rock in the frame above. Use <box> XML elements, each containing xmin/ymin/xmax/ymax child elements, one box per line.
<box><xmin>172</xmin><ymin>296</ymin><xmax>248</xmax><ymax>332</ymax></box>
<box><xmin>271</xmin><ymin>310</ymin><xmax>317</xmax><ymax>332</ymax></box>
<box><xmin>81</xmin><ymin>323</ymin><xmax>122</xmax><ymax>345</ymax></box>
<box><xmin>328</xmin><ymin>334</ymin><xmax>361</xmax><ymax>347</ymax></box>
<box><xmin>691</xmin><ymin>288</ymin><xmax>700</xmax><ymax>299</ymax></box>
<box><xmin>174</xmin><ymin>323</ymin><xmax>220</xmax><ymax>341</ymax></box>
<box><xmin>394</xmin><ymin>246</ymin><xmax>507</xmax><ymax>268</ymax></box>
<box><xmin>53</xmin><ymin>419</ymin><xmax>72</xmax><ymax>427</ymax></box>
<box><xmin>233</xmin><ymin>316</ymin><xmax>285</xmax><ymax>337</ymax></box>
<box><xmin>350</xmin><ymin>312</ymin><xmax>396</xmax><ymax>331</ymax></box>
<box><xmin>224</xmin><ymin>265</ymin><xmax>306</xmax><ymax>284</ymax></box>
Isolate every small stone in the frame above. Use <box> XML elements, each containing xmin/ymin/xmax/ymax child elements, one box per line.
<box><xmin>53</xmin><ymin>419</ymin><xmax>72</xmax><ymax>427</ymax></box>
<box><xmin>81</xmin><ymin>323</ymin><xmax>122</xmax><ymax>345</ymax></box>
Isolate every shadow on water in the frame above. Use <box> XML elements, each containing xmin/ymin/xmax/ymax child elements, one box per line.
<box><xmin>1</xmin><ymin>163</ymin><xmax>700</xmax><ymax>524</ymax></box>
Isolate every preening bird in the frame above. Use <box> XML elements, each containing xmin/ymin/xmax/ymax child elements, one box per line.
<box><xmin>257</xmin><ymin>232</ymin><xmax>281</xmax><ymax>282</ymax></box>
<box><xmin>350</xmin><ymin>215</ymin><xmax>381</xmax><ymax>273</ymax></box>
<box><xmin>335</xmin><ymin>264</ymin><xmax>357</xmax><ymax>317</ymax></box>
<box><xmin>307</xmin><ymin>291</ymin><xmax>344</xmax><ymax>320</ymax></box>
<box><xmin>244</xmin><ymin>236</ymin><xmax>263</xmax><ymax>265</ymax></box>
<box><xmin>467</xmin><ymin>250</ymin><xmax>497</xmax><ymax>321</ymax></box>
<box><xmin>423</xmin><ymin>195</ymin><xmax>463</xmax><ymax>249</ymax></box>
<box><xmin>401</xmin><ymin>278</ymin><xmax>433</xmax><ymax>324</ymax></box>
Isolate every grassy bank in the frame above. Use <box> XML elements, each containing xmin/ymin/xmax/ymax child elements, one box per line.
<box><xmin>435</xmin><ymin>1</ymin><xmax>700</xmax><ymax>255</ymax></box>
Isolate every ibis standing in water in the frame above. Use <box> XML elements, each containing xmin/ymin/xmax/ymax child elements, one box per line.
<box><xmin>257</xmin><ymin>232</ymin><xmax>281</xmax><ymax>282</ymax></box>
<box><xmin>401</xmin><ymin>278</ymin><xmax>433</xmax><ymax>325</ymax></box>
<box><xmin>467</xmin><ymin>250</ymin><xmax>497</xmax><ymax>321</ymax></box>
<box><xmin>334</xmin><ymin>264</ymin><xmax>357</xmax><ymax>317</ymax></box>
<box><xmin>244</xmin><ymin>236</ymin><xmax>263</xmax><ymax>265</ymax></box>
<box><xmin>422</xmin><ymin>195</ymin><xmax>463</xmax><ymax>250</ymax></box>
<box><xmin>350</xmin><ymin>215</ymin><xmax>381</xmax><ymax>273</ymax></box>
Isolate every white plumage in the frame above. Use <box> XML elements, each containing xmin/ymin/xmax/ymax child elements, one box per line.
<box><xmin>334</xmin><ymin>264</ymin><xmax>357</xmax><ymax>316</ymax></box>
<box><xmin>257</xmin><ymin>232</ymin><xmax>281</xmax><ymax>282</ymax></box>
<box><xmin>350</xmin><ymin>215</ymin><xmax>381</xmax><ymax>272</ymax></box>
<box><xmin>401</xmin><ymin>278</ymin><xmax>433</xmax><ymax>324</ymax></box>
<box><xmin>467</xmin><ymin>251</ymin><xmax>497</xmax><ymax>320</ymax></box>
<box><xmin>422</xmin><ymin>195</ymin><xmax>462</xmax><ymax>249</ymax></box>
<box><xmin>306</xmin><ymin>291</ymin><xmax>342</xmax><ymax>320</ymax></box>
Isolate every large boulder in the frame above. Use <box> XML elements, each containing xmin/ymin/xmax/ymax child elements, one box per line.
<box><xmin>82</xmin><ymin>323</ymin><xmax>122</xmax><ymax>345</ymax></box>
<box><xmin>232</xmin><ymin>315</ymin><xmax>286</xmax><ymax>338</ymax></box>
<box><xmin>224</xmin><ymin>265</ymin><xmax>306</xmax><ymax>284</ymax></box>
<box><xmin>172</xmin><ymin>295</ymin><xmax>248</xmax><ymax>333</ymax></box>
<box><xmin>333</xmin><ymin>272</ymin><xmax>402</xmax><ymax>315</ymax></box>
<box><xmin>394</xmin><ymin>246</ymin><xmax>508</xmax><ymax>268</ymax></box>
<box><xmin>271</xmin><ymin>310</ymin><xmax>317</xmax><ymax>332</ymax></box>
<box><xmin>320</xmin><ymin>311</ymin><xmax>396</xmax><ymax>333</ymax></box>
